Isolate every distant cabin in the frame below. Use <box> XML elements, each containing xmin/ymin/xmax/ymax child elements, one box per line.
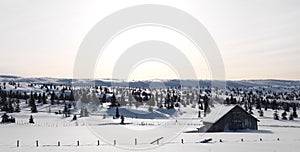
<box><xmin>202</xmin><ymin>105</ymin><xmax>259</xmax><ymax>132</ymax></box>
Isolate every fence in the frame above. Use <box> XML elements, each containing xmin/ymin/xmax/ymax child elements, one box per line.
<box><xmin>3</xmin><ymin>137</ymin><xmax>297</xmax><ymax>149</ymax></box>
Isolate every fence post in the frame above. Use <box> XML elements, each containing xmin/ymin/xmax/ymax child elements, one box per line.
<box><xmin>58</xmin><ymin>141</ymin><xmax>60</xmax><ymax>146</ymax></box>
<box><xmin>36</xmin><ymin>140</ymin><xmax>39</xmax><ymax>147</ymax></box>
<box><xmin>97</xmin><ymin>140</ymin><xmax>100</xmax><ymax>146</ymax></box>
<box><xmin>135</xmin><ymin>138</ymin><xmax>137</xmax><ymax>145</ymax></box>
<box><xmin>114</xmin><ymin>140</ymin><xmax>116</xmax><ymax>146</ymax></box>
<box><xmin>17</xmin><ymin>140</ymin><xmax>19</xmax><ymax>147</ymax></box>
<box><xmin>181</xmin><ymin>139</ymin><xmax>184</xmax><ymax>144</ymax></box>
<box><xmin>77</xmin><ymin>140</ymin><xmax>80</xmax><ymax>146</ymax></box>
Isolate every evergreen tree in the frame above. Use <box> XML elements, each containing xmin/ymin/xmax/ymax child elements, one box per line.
<box><xmin>69</xmin><ymin>90</ymin><xmax>75</xmax><ymax>101</ymax></box>
<box><xmin>104</xmin><ymin>87</ymin><xmax>109</xmax><ymax>94</ymax></box>
<box><xmin>15</xmin><ymin>100</ymin><xmax>21</xmax><ymax>112</ymax></box>
<box><xmin>72</xmin><ymin>114</ymin><xmax>77</xmax><ymax>121</ymax></box>
<box><xmin>264</xmin><ymin>99</ymin><xmax>268</xmax><ymax>111</ymax></box>
<box><xmin>256</xmin><ymin>98</ymin><xmax>261</xmax><ymax>110</ymax></box>
<box><xmin>63</xmin><ymin>104</ymin><xmax>69</xmax><ymax>117</ymax></box>
<box><xmin>230</xmin><ymin>94</ymin><xmax>237</xmax><ymax>104</ymax></box>
<box><xmin>165</xmin><ymin>92</ymin><xmax>171</xmax><ymax>109</ymax></box>
<box><xmin>99</xmin><ymin>86</ymin><xmax>103</xmax><ymax>93</ymax></box>
<box><xmin>7</xmin><ymin>99</ymin><xmax>14</xmax><ymax>113</ymax></box>
<box><xmin>31</xmin><ymin>102</ymin><xmax>38</xmax><ymax>113</ymax></box>
<box><xmin>50</xmin><ymin>91</ymin><xmax>56</xmax><ymax>105</ymax></box>
<box><xmin>29</xmin><ymin>115</ymin><xmax>34</xmax><ymax>124</ymax></box>
<box><xmin>23</xmin><ymin>92</ymin><xmax>29</xmax><ymax>100</ymax></box>
<box><xmin>29</xmin><ymin>92</ymin><xmax>35</xmax><ymax>107</ymax></box>
<box><xmin>111</xmin><ymin>93</ymin><xmax>118</xmax><ymax>107</ymax></box>
<box><xmin>186</xmin><ymin>92</ymin><xmax>190</xmax><ymax>104</ymax></box>
<box><xmin>37</xmin><ymin>93</ymin><xmax>42</xmax><ymax>103</ymax></box>
<box><xmin>84</xmin><ymin>107</ymin><xmax>89</xmax><ymax>116</ymax></box>
<box><xmin>120</xmin><ymin>115</ymin><xmax>125</xmax><ymax>124</ymax></box>
<box><xmin>42</xmin><ymin>92</ymin><xmax>47</xmax><ymax>104</ymax></box>
<box><xmin>225</xmin><ymin>97</ymin><xmax>230</xmax><ymax>104</ymax></box>
<box><xmin>289</xmin><ymin>113</ymin><xmax>294</xmax><ymax>120</ymax></box>
<box><xmin>29</xmin><ymin>93</ymin><xmax>38</xmax><ymax>113</ymax></box>
<box><xmin>115</xmin><ymin>106</ymin><xmax>120</xmax><ymax>118</ymax></box>
<box><xmin>259</xmin><ymin>110</ymin><xmax>264</xmax><ymax>117</ymax></box>
<box><xmin>248</xmin><ymin>102</ymin><xmax>253</xmax><ymax>114</ymax></box>
<box><xmin>101</xmin><ymin>94</ymin><xmax>106</xmax><ymax>103</ymax></box>
<box><xmin>0</xmin><ymin>91</ymin><xmax>8</xmax><ymax>111</ymax></box>
<box><xmin>59</xmin><ymin>92</ymin><xmax>65</xmax><ymax>101</ymax></box>
<box><xmin>292</xmin><ymin>103</ymin><xmax>298</xmax><ymax>118</ymax></box>
<box><xmin>203</xmin><ymin>95</ymin><xmax>210</xmax><ymax>114</ymax></box>
<box><xmin>271</xmin><ymin>100</ymin><xmax>277</xmax><ymax>110</ymax></box>
<box><xmin>281</xmin><ymin>111</ymin><xmax>287</xmax><ymax>120</ymax></box>
<box><xmin>244</xmin><ymin>101</ymin><xmax>248</xmax><ymax>111</ymax></box>
<box><xmin>284</xmin><ymin>103</ymin><xmax>290</xmax><ymax>112</ymax></box>
<box><xmin>273</xmin><ymin>110</ymin><xmax>279</xmax><ymax>120</ymax></box>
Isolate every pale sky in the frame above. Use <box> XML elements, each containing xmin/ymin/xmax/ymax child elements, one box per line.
<box><xmin>0</xmin><ymin>0</ymin><xmax>300</xmax><ymax>80</ymax></box>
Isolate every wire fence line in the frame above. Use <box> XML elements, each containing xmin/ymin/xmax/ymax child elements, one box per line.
<box><xmin>1</xmin><ymin>119</ymin><xmax>299</xmax><ymax>149</ymax></box>
<box><xmin>0</xmin><ymin>137</ymin><xmax>299</xmax><ymax>149</ymax></box>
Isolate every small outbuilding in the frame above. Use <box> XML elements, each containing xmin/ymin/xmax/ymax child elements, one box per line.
<box><xmin>202</xmin><ymin>105</ymin><xmax>259</xmax><ymax>132</ymax></box>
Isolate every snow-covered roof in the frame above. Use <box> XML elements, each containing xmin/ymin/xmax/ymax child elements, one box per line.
<box><xmin>204</xmin><ymin>105</ymin><xmax>259</xmax><ymax>124</ymax></box>
<box><xmin>203</xmin><ymin>105</ymin><xmax>237</xmax><ymax>124</ymax></box>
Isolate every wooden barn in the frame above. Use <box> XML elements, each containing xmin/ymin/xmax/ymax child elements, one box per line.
<box><xmin>202</xmin><ymin>105</ymin><xmax>259</xmax><ymax>132</ymax></box>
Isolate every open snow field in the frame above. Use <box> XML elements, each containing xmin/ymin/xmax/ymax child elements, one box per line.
<box><xmin>1</xmin><ymin>106</ymin><xmax>299</xmax><ymax>152</ymax></box>
<box><xmin>0</xmin><ymin>77</ymin><xmax>299</xmax><ymax>151</ymax></box>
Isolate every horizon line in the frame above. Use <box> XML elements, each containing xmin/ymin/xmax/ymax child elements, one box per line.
<box><xmin>0</xmin><ymin>74</ymin><xmax>299</xmax><ymax>82</ymax></box>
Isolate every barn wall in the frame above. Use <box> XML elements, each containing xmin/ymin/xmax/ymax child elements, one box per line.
<box><xmin>206</xmin><ymin>106</ymin><xmax>258</xmax><ymax>132</ymax></box>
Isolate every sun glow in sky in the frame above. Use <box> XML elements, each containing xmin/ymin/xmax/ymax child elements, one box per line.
<box><xmin>0</xmin><ymin>0</ymin><xmax>300</xmax><ymax>80</ymax></box>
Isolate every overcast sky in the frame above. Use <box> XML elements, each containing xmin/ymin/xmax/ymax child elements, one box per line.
<box><xmin>0</xmin><ymin>0</ymin><xmax>300</xmax><ymax>80</ymax></box>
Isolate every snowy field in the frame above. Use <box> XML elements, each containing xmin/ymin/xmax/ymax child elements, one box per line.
<box><xmin>0</xmin><ymin>106</ymin><xmax>299</xmax><ymax>152</ymax></box>
<box><xmin>0</xmin><ymin>76</ymin><xmax>300</xmax><ymax>152</ymax></box>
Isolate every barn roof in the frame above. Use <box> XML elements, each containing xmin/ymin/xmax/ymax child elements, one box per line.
<box><xmin>203</xmin><ymin>105</ymin><xmax>259</xmax><ymax>124</ymax></box>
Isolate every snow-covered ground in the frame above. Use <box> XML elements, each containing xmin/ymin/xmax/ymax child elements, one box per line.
<box><xmin>0</xmin><ymin>105</ymin><xmax>299</xmax><ymax>152</ymax></box>
<box><xmin>1</xmin><ymin>76</ymin><xmax>300</xmax><ymax>152</ymax></box>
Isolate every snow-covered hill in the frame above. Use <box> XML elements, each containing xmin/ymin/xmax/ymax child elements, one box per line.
<box><xmin>0</xmin><ymin>75</ymin><xmax>300</xmax><ymax>152</ymax></box>
<box><xmin>1</xmin><ymin>75</ymin><xmax>300</xmax><ymax>88</ymax></box>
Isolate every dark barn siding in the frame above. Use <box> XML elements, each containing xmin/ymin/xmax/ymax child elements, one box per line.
<box><xmin>205</xmin><ymin>106</ymin><xmax>259</xmax><ymax>132</ymax></box>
